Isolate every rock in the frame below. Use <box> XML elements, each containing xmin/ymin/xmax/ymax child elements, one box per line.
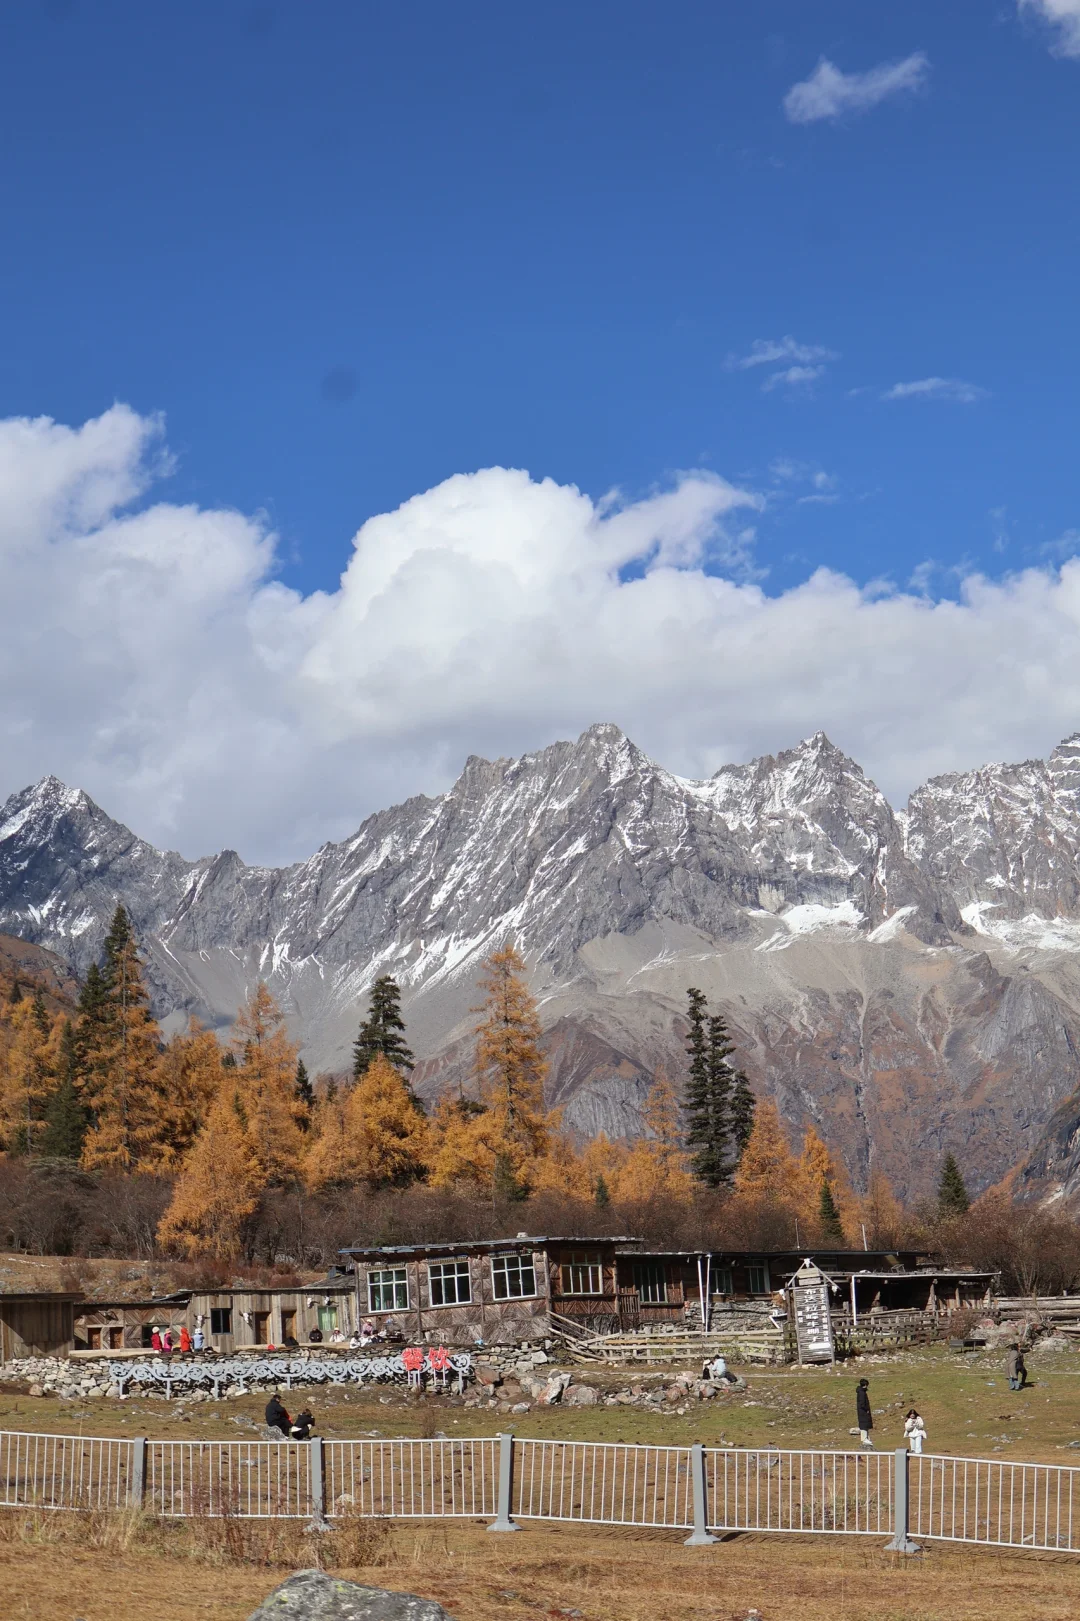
<box><xmin>537</xmin><ymin>1373</ymin><xmax>571</xmax><ymax>1406</ymax></box>
<box><xmin>511</xmin><ymin>1402</ymin><xmax>530</xmax><ymax>1413</ymax></box>
<box><xmin>564</xmin><ymin>1384</ymin><xmax>599</xmax><ymax>1407</ymax></box>
<box><xmin>245</xmin><ymin>1570</ymin><xmax>457</xmax><ymax>1619</ymax></box>
<box><xmin>530</xmin><ymin>1350</ymin><xmax>549</xmax><ymax>1365</ymax></box>
<box><xmin>28</xmin><ymin>1383</ymin><xmax>44</xmax><ymax>1398</ymax></box>
<box><xmin>475</xmin><ymin>1365</ymin><xmax>501</xmax><ymax>1387</ymax></box>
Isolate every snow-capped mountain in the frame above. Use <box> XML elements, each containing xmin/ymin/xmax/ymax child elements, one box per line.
<box><xmin>7</xmin><ymin>723</ymin><xmax>1080</xmax><ymax>1201</ymax></box>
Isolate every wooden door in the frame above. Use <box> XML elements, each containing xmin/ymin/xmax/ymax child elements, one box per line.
<box><xmin>280</xmin><ymin>1309</ymin><xmax>296</xmax><ymax>1342</ymax></box>
<box><xmin>252</xmin><ymin>1311</ymin><xmax>270</xmax><ymax>1344</ymax></box>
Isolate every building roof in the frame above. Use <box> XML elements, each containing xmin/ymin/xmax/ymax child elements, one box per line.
<box><xmin>340</xmin><ymin>1236</ymin><xmax>641</xmax><ymax>1259</ymax></box>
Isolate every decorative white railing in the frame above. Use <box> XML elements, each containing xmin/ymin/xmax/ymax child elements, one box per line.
<box><xmin>0</xmin><ymin>1429</ymin><xmax>1077</xmax><ymax>1557</ymax></box>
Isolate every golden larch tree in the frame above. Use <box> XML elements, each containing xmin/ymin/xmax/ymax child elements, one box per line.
<box><xmin>305</xmin><ymin>1054</ymin><xmax>429</xmax><ymax>1190</ymax></box>
<box><xmin>157</xmin><ymin>1091</ymin><xmax>265</xmax><ymax>1259</ymax></box>
<box><xmin>733</xmin><ymin>1098</ymin><xmax>800</xmax><ymax>1200</ymax></box>
<box><xmin>151</xmin><ymin>1021</ymin><xmax>227</xmax><ymax>1170</ymax></box>
<box><xmin>432</xmin><ymin>947</ymin><xmax>553</xmax><ymax>1195</ymax></box>
<box><xmin>230</xmin><ymin>983</ymin><xmax>303</xmax><ymax>1182</ymax></box>
<box><xmin>0</xmin><ymin>993</ymin><xmax>60</xmax><ymax>1153</ymax></box>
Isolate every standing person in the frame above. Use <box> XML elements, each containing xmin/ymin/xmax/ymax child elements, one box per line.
<box><xmin>162</xmin><ymin>1327</ymin><xmax>173</xmax><ymax>1355</ymax></box>
<box><xmin>192</xmin><ymin>1324</ymin><xmax>205</xmax><ymax>1353</ymax></box>
<box><xmin>179</xmin><ymin>1324</ymin><xmax>191</xmax><ymax>1354</ymax></box>
<box><xmin>1016</xmin><ymin>1346</ymin><xmax>1028</xmax><ymax>1390</ymax></box>
<box><xmin>150</xmin><ymin>1327</ymin><xmax>162</xmax><ymax>1353</ymax></box>
<box><xmin>903</xmin><ymin>1409</ymin><xmax>927</xmax><ymax>1455</ymax></box>
<box><xmin>264</xmin><ymin>1391</ymin><xmax>291</xmax><ymax>1438</ymax></box>
<box><xmin>856</xmin><ymin>1377</ymin><xmax>874</xmax><ymax>1448</ymax></box>
<box><xmin>1006</xmin><ymin>1344</ymin><xmax>1021</xmax><ymax>1391</ymax></box>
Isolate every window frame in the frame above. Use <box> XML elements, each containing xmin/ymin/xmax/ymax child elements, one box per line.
<box><xmin>748</xmin><ymin>1264</ymin><xmax>771</xmax><ymax>1297</ymax></box>
<box><xmin>209</xmin><ymin>1306</ymin><xmax>232</xmax><ymax>1336</ymax></box>
<box><xmin>368</xmin><ymin>1267</ymin><xmax>410</xmax><ymax>1313</ymax></box>
<box><xmin>558</xmin><ymin>1251</ymin><xmax>605</xmax><ymax>1296</ymax></box>
<box><xmin>491</xmin><ymin>1252</ymin><xmax>537</xmax><ymax>1301</ymax></box>
<box><xmin>712</xmin><ymin>1267</ymin><xmax>734</xmax><ymax>1297</ymax></box>
<box><xmin>427</xmin><ymin>1258</ymin><xmax>472</xmax><ymax>1308</ymax></box>
<box><xmin>632</xmin><ymin>1261</ymin><xmax>668</xmax><ymax>1304</ymax></box>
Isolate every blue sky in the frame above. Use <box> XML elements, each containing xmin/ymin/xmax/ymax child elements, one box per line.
<box><xmin>2</xmin><ymin>0</ymin><xmax>1076</xmax><ymax>596</ymax></box>
<box><xmin>2</xmin><ymin>1</ymin><xmax>1080</xmax><ymax>860</ymax></box>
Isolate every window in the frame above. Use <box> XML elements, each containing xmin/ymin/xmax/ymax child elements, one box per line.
<box><xmin>713</xmin><ymin>1268</ymin><xmax>734</xmax><ymax>1297</ymax></box>
<box><xmin>491</xmin><ymin>1253</ymin><xmax>536</xmax><ymax>1300</ymax></box>
<box><xmin>632</xmin><ymin>1261</ymin><xmax>668</xmax><ymax>1304</ymax></box>
<box><xmin>210</xmin><ymin>1307</ymin><xmax>232</xmax><ymax>1335</ymax></box>
<box><xmin>428</xmin><ymin>1259</ymin><xmax>472</xmax><ymax>1307</ymax></box>
<box><xmin>748</xmin><ymin>1265</ymin><xmax>770</xmax><ymax>1296</ymax></box>
<box><xmin>317</xmin><ymin>1304</ymin><xmax>338</xmax><ymax>1335</ymax></box>
<box><xmin>559</xmin><ymin>1252</ymin><xmax>604</xmax><ymax>1296</ymax></box>
<box><xmin>368</xmin><ymin>1268</ymin><xmax>409</xmax><ymax>1312</ymax></box>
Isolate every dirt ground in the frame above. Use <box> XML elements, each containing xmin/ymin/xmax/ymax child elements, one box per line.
<box><xmin>3</xmin><ymin>1342</ymin><xmax>1080</xmax><ymax>1618</ymax></box>
<box><xmin>3</xmin><ymin>1520</ymin><xmax>1080</xmax><ymax>1621</ymax></box>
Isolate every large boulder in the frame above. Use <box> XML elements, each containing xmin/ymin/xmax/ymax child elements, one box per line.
<box><xmin>245</xmin><ymin>1570</ymin><xmax>457</xmax><ymax>1620</ymax></box>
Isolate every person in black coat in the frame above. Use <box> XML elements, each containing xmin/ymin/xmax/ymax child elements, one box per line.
<box><xmin>856</xmin><ymin>1378</ymin><xmax>874</xmax><ymax>1448</ymax></box>
<box><xmin>265</xmin><ymin>1392</ymin><xmax>291</xmax><ymax>1437</ymax></box>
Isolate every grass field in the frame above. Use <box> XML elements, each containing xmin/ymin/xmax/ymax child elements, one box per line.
<box><xmin>3</xmin><ymin>1342</ymin><xmax>1080</xmax><ymax>1619</ymax></box>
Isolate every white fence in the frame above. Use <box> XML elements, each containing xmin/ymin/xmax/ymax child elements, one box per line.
<box><xmin>0</xmin><ymin>1429</ymin><xmax>1077</xmax><ymax>1555</ymax></box>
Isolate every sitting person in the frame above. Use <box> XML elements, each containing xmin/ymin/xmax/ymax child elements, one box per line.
<box><xmin>289</xmin><ymin>1407</ymin><xmax>316</xmax><ymax>1440</ymax></box>
<box><xmin>704</xmin><ymin>1354</ymin><xmax>738</xmax><ymax>1385</ymax></box>
<box><xmin>264</xmin><ymin>1392</ymin><xmax>292</xmax><ymax>1438</ymax></box>
<box><xmin>308</xmin><ymin>1326</ymin><xmax>323</xmax><ymax>1343</ymax></box>
<box><xmin>283</xmin><ymin>1333</ymin><xmax>300</xmax><ymax>1350</ymax></box>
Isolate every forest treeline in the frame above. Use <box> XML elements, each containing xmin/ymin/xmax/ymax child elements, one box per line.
<box><xmin>1</xmin><ymin>905</ymin><xmax>1079</xmax><ymax>1296</ymax></box>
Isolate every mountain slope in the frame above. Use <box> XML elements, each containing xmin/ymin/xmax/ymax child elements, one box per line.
<box><xmin>6</xmin><ymin>726</ymin><xmax>1080</xmax><ymax>1201</ymax></box>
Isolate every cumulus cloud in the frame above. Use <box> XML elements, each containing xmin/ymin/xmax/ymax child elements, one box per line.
<box><xmin>5</xmin><ymin>406</ymin><xmax>1080</xmax><ymax>864</ymax></box>
<box><xmin>783</xmin><ymin>53</ymin><xmax>930</xmax><ymax>124</ymax></box>
<box><xmin>882</xmin><ymin>377</ymin><xmax>987</xmax><ymax>403</ymax></box>
<box><xmin>1020</xmin><ymin>0</ymin><xmax>1080</xmax><ymax>56</ymax></box>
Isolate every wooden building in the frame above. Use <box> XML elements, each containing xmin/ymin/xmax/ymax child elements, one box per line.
<box><xmin>74</xmin><ymin>1294</ymin><xmax>192</xmax><ymax>1352</ymax></box>
<box><xmin>184</xmin><ymin>1280</ymin><xmax>356</xmax><ymax>1352</ymax></box>
<box><xmin>340</xmin><ymin>1236</ymin><xmax>638</xmax><ymax>1345</ymax></box>
<box><xmin>0</xmin><ymin>1292</ymin><xmax>80</xmax><ymax>1360</ymax></box>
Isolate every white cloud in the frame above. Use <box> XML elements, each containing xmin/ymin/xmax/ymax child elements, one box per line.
<box><xmin>882</xmin><ymin>377</ymin><xmax>987</xmax><ymax>403</ymax></box>
<box><xmin>761</xmin><ymin>364</ymin><xmax>825</xmax><ymax>393</ymax></box>
<box><xmin>6</xmin><ymin>406</ymin><xmax>1080</xmax><ymax>863</ymax></box>
<box><xmin>1019</xmin><ymin>0</ymin><xmax>1080</xmax><ymax>57</ymax></box>
<box><xmin>783</xmin><ymin>53</ymin><xmax>930</xmax><ymax>124</ymax></box>
<box><xmin>729</xmin><ymin>336</ymin><xmax>837</xmax><ymax>371</ymax></box>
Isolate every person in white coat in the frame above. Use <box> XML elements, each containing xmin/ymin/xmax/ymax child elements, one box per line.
<box><xmin>903</xmin><ymin>1409</ymin><xmax>927</xmax><ymax>1455</ymax></box>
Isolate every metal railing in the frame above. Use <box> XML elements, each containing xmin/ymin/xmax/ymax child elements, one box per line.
<box><xmin>0</xmin><ymin>1429</ymin><xmax>1078</xmax><ymax>1557</ymax></box>
<box><xmin>911</xmin><ymin>1454</ymin><xmax>1080</xmax><ymax>1552</ymax></box>
<box><xmin>705</xmin><ymin>1445</ymin><xmax>893</xmax><ymax>1537</ymax></box>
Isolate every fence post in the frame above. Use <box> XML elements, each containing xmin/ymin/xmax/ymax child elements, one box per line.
<box><xmin>885</xmin><ymin>1447</ymin><xmax>920</xmax><ymax>1554</ymax></box>
<box><xmin>308</xmin><ymin>1436</ymin><xmax>329</xmax><ymax>1528</ymax></box>
<box><xmin>487</xmin><ymin>1433</ymin><xmax>520</xmax><ymax>1533</ymax></box>
<box><xmin>129</xmin><ymin>1436</ymin><xmax>147</xmax><ymax>1510</ymax></box>
<box><xmin>684</xmin><ymin>1443</ymin><xmax>718</xmax><ymax>1546</ymax></box>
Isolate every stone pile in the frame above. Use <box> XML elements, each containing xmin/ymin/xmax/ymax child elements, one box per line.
<box><xmin>465</xmin><ymin>1361</ymin><xmax>742</xmax><ymax>1415</ymax></box>
<box><xmin>6</xmin><ymin>1356</ymin><xmax>123</xmax><ymax>1401</ymax></box>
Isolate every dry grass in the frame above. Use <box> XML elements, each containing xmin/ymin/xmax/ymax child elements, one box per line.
<box><xmin>1</xmin><ymin>1516</ymin><xmax>1080</xmax><ymax>1621</ymax></box>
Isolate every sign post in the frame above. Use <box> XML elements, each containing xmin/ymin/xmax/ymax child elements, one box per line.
<box><xmin>788</xmin><ymin>1259</ymin><xmax>836</xmax><ymax>1364</ymax></box>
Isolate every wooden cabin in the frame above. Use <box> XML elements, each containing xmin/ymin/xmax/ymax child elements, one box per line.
<box><xmin>340</xmin><ymin>1236</ymin><xmax>638</xmax><ymax>1345</ymax></box>
<box><xmin>0</xmin><ymin>1292</ymin><xmax>80</xmax><ymax>1360</ymax></box>
<box><xmin>184</xmin><ymin>1280</ymin><xmax>356</xmax><ymax>1353</ymax></box>
<box><xmin>74</xmin><ymin>1294</ymin><xmax>192</xmax><ymax>1352</ymax></box>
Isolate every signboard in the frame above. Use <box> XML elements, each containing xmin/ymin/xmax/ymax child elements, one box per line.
<box><xmin>789</xmin><ymin>1260</ymin><xmax>835</xmax><ymax>1364</ymax></box>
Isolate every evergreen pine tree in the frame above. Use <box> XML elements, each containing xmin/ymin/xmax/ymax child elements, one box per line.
<box><xmin>683</xmin><ymin>991</ymin><xmax>746</xmax><ymax>1187</ymax></box>
<box><xmin>294</xmin><ymin>1058</ymin><xmax>314</xmax><ymax>1127</ymax></box>
<box><xmin>818</xmin><ymin>1180</ymin><xmax>845</xmax><ymax>1243</ymax></box>
<box><xmin>7</xmin><ymin>976</ymin><xmax>21</xmax><ymax>1004</ymax></box>
<box><xmin>938</xmin><ymin>1152</ymin><xmax>970</xmax><ymax>1216</ymax></box>
<box><xmin>39</xmin><ymin>1021</ymin><xmax>89</xmax><ymax>1161</ymax></box>
<box><xmin>594</xmin><ymin>1172</ymin><xmax>611</xmax><ymax>1208</ymax></box>
<box><xmin>79</xmin><ymin>908</ymin><xmax>167</xmax><ymax>1171</ymax></box>
<box><xmin>352</xmin><ymin>976</ymin><xmax>415</xmax><ymax>1079</ymax></box>
<box><xmin>728</xmin><ymin>1069</ymin><xmax>756</xmax><ymax>1164</ymax></box>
